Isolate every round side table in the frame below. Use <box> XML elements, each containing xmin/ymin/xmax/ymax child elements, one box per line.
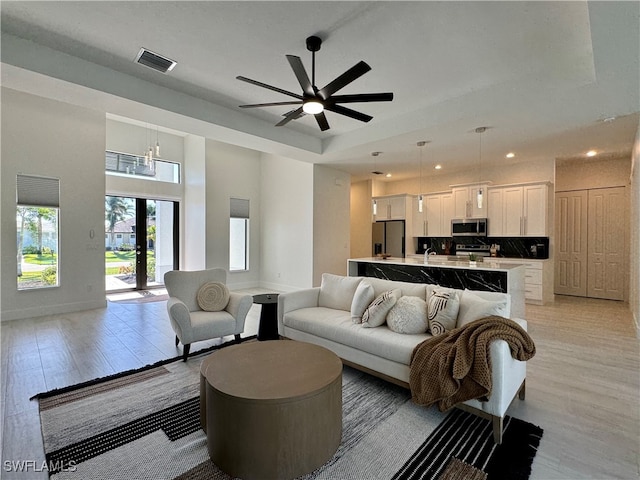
<box><xmin>253</xmin><ymin>293</ymin><xmax>279</xmax><ymax>341</ymax></box>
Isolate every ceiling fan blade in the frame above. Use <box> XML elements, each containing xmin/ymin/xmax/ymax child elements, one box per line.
<box><xmin>239</xmin><ymin>101</ymin><xmax>303</xmax><ymax>108</ymax></box>
<box><xmin>317</xmin><ymin>61</ymin><xmax>371</xmax><ymax>99</ymax></box>
<box><xmin>315</xmin><ymin>112</ymin><xmax>330</xmax><ymax>131</ymax></box>
<box><xmin>236</xmin><ymin>76</ymin><xmax>303</xmax><ymax>100</ymax></box>
<box><xmin>275</xmin><ymin>107</ymin><xmax>304</xmax><ymax>127</ymax></box>
<box><xmin>330</xmin><ymin>93</ymin><xmax>394</xmax><ymax>104</ymax></box>
<box><xmin>286</xmin><ymin>55</ymin><xmax>314</xmax><ymax>97</ymax></box>
<box><xmin>324</xmin><ymin>104</ymin><xmax>373</xmax><ymax>123</ymax></box>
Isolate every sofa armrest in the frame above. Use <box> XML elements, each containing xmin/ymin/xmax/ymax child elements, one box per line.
<box><xmin>167</xmin><ymin>297</ymin><xmax>192</xmax><ymax>341</ymax></box>
<box><xmin>277</xmin><ymin>287</ymin><xmax>321</xmax><ymax>336</ymax></box>
<box><xmin>226</xmin><ymin>292</ymin><xmax>253</xmax><ymax>333</ymax></box>
<box><xmin>468</xmin><ymin>317</ymin><xmax>529</xmax><ymax>417</ymax></box>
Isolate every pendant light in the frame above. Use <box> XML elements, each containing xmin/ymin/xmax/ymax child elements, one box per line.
<box><xmin>475</xmin><ymin>127</ymin><xmax>486</xmax><ymax>209</ymax></box>
<box><xmin>155</xmin><ymin>126</ymin><xmax>161</xmax><ymax>157</ymax></box>
<box><xmin>371</xmin><ymin>152</ymin><xmax>382</xmax><ymax>215</ymax></box>
<box><xmin>416</xmin><ymin>141</ymin><xmax>427</xmax><ymax>213</ymax></box>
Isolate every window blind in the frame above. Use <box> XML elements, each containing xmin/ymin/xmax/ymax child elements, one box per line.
<box><xmin>230</xmin><ymin>198</ymin><xmax>249</xmax><ymax>219</ymax></box>
<box><xmin>17</xmin><ymin>174</ymin><xmax>60</xmax><ymax>207</ymax></box>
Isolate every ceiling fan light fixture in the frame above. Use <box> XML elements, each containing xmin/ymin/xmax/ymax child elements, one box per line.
<box><xmin>302</xmin><ymin>100</ymin><xmax>324</xmax><ymax>115</ymax></box>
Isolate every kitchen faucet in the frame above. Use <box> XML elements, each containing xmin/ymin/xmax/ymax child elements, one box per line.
<box><xmin>424</xmin><ymin>248</ymin><xmax>435</xmax><ymax>263</ymax></box>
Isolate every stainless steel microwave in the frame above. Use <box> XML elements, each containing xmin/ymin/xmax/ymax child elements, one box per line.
<box><xmin>451</xmin><ymin>218</ymin><xmax>488</xmax><ymax>237</ymax></box>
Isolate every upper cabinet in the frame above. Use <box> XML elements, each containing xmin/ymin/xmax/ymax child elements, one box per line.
<box><xmin>373</xmin><ymin>195</ymin><xmax>411</xmax><ymax>221</ymax></box>
<box><xmin>487</xmin><ymin>182</ymin><xmax>550</xmax><ymax>236</ymax></box>
<box><xmin>412</xmin><ymin>192</ymin><xmax>454</xmax><ymax>237</ymax></box>
<box><xmin>452</xmin><ymin>184</ymin><xmax>490</xmax><ymax>219</ymax></box>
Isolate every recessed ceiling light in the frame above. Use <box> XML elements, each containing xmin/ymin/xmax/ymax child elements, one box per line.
<box><xmin>434</xmin><ymin>164</ymin><xmax>442</xmax><ymax>170</ymax></box>
<box><xmin>506</xmin><ymin>152</ymin><xmax>515</xmax><ymax>158</ymax></box>
<box><xmin>586</xmin><ymin>150</ymin><xmax>597</xmax><ymax>157</ymax></box>
<box><xmin>385</xmin><ymin>173</ymin><xmax>392</xmax><ymax>178</ymax></box>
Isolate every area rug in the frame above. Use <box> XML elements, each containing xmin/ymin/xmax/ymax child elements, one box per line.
<box><xmin>35</xmin><ymin>347</ymin><xmax>542</xmax><ymax>480</ymax></box>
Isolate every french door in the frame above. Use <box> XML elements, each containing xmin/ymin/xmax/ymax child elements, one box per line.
<box><xmin>105</xmin><ymin>196</ymin><xmax>179</xmax><ymax>292</ymax></box>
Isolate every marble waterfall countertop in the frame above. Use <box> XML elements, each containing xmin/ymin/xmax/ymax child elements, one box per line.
<box><xmin>347</xmin><ymin>257</ymin><xmax>526</xmax><ymax>318</ymax></box>
<box><xmin>351</xmin><ymin>256</ymin><xmax>526</xmax><ymax>272</ymax></box>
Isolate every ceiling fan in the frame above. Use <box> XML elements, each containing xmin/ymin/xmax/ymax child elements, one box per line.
<box><xmin>236</xmin><ymin>36</ymin><xmax>393</xmax><ymax>131</ymax></box>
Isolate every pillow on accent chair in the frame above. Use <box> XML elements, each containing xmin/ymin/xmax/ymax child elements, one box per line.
<box><xmin>351</xmin><ymin>281</ymin><xmax>375</xmax><ymax>324</ymax></box>
<box><xmin>197</xmin><ymin>282</ymin><xmax>230</xmax><ymax>312</ymax></box>
<box><xmin>362</xmin><ymin>289</ymin><xmax>401</xmax><ymax>328</ymax></box>
<box><xmin>318</xmin><ymin>273</ymin><xmax>363</xmax><ymax>311</ymax></box>
<box><xmin>456</xmin><ymin>289</ymin><xmax>508</xmax><ymax>328</ymax></box>
<box><xmin>387</xmin><ymin>296</ymin><xmax>428</xmax><ymax>334</ymax></box>
<box><xmin>428</xmin><ymin>288</ymin><xmax>460</xmax><ymax>335</ymax></box>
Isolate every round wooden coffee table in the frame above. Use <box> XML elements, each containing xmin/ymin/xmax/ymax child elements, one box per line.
<box><xmin>199</xmin><ymin>340</ymin><xmax>342</xmax><ymax>480</ymax></box>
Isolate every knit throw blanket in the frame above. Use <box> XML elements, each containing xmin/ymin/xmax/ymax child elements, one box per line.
<box><xmin>409</xmin><ymin>316</ymin><xmax>536</xmax><ymax>411</ymax></box>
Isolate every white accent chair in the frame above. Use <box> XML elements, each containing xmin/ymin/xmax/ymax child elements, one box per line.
<box><xmin>164</xmin><ymin>268</ymin><xmax>252</xmax><ymax>361</ymax></box>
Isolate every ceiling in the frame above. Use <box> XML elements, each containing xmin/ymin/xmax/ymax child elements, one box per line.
<box><xmin>1</xmin><ymin>1</ymin><xmax>638</xmax><ymax>182</ymax></box>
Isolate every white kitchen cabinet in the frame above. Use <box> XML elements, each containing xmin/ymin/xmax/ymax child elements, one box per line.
<box><xmin>486</xmin><ymin>258</ymin><xmax>552</xmax><ymax>304</ymax></box>
<box><xmin>487</xmin><ymin>183</ymin><xmax>549</xmax><ymax>236</ymax></box>
<box><xmin>452</xmin><ymin>184</ymin><xmax>490</xmax><ymax>219</ymax></box>
<box><xmin>372</xmin><ymin>195</ymin><xmax>410</xmax><ymax>221</ymax></box>
<box><xmin>412</xmin><ymin>193</ymin><xmax>453</xmax><ymax>237</ymax></box>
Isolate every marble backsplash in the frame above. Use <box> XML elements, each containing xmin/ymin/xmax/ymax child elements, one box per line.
<box><xmin>415</xmin><ymin>236</ymin><xmax>550</xmax><ymax>259</ymax></box>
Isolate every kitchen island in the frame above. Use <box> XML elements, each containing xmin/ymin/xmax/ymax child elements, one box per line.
<box><xmin>347</xmin><ymin>257</ymin><xmax>525</xmax><ymax>318</ymax></box>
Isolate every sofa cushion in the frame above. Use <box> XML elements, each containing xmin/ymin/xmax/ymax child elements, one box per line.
<box><xmin>351</xmin><ymin>281</ymin><xmax>375</xmax><ymax>324</ymax></box>
<box><xmin>387</xmin><ymin>296</ymin><xmax>428</xmax><ymax>334</ymax></box>
<box><xmin>362</xmin><ymin>289</ymin><xmax>401</xmax><ymax>328</ymax></box>
<box><xmin>366</xmin><ymin>277</ymin><xmax>427</xmax><ymax>300</ymax></box>
<box><xmin>428</xmin><ymin>288</ymin><xmax>460</xmax><ymax>335</ymax></box>
<box><xmin>282</xmin><ymin>307</ymin><xmax>430</xmax><ymax>365</ymax></box>
<box><xmin>456</xmin><ymin>289</ymin><xmax>508</xmax><ymax>328</ymax></box>
<box><xmin>318</xmin><ymin>273</ymin><xmax>362</xmax><ymax>311</ymax></box>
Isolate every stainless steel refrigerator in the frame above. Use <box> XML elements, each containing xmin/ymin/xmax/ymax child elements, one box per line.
<box><xmin>372</xmin><ymin>220</ymin><xmax>405</xmax><ymax>257</ymax></box>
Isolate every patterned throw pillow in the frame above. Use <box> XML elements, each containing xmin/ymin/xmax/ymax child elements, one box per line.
<box><xmin>387</xmin><ymin>296</ymin><xmax>428</xmax><ymax>334</ymax></box>
<box><xmin>362</xmin><ymin>289</ymin><xmax>401</xmax><ymax>328</ymax></box>
<box><xmin>428</xmin><ymin>288</ymin><xmax>460</xmax><ymax>335</ymax></box>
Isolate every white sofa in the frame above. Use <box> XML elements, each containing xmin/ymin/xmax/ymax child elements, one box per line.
<box><xmin>277</xmin><ymin>273</ymin><xmax>528</xmax><ymax>444</ymax></box>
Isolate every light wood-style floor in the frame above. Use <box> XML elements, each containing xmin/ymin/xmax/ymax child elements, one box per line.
<box><xmin>1</xmin><ymin>293</ymin><xmax>638</xmax><ymax>479</ymax></box>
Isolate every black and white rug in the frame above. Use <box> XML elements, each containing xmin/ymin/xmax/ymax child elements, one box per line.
<box><xmin>34</xmin><ymin>342</ymin><xmax>542</xmax><ymax>480</ymax></box>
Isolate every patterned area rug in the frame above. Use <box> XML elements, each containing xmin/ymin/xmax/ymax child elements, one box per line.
<box><xmin>35</xmin><ymin>345</ymin><xmax>542</xmax><ymax>480</ymax></box>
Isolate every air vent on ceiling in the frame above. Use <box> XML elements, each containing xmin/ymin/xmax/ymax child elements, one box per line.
<box><xmin>135</xmin><ymin>48</ymin><xmax>177</xmax><ymax>73</ymax></box>
<box><xmin>371</xmin><ymin>171</ymin><xmax>384</xmax><ymax>175</ymax></box>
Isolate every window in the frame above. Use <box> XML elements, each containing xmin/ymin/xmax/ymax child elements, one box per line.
<box><xmin>105</xmin><ymin>151</ymin><xmax>181</xmax><ymax>184</ymax></box>
<box><xmin>229</xmin><ymin>198</ymin><xmax>249</xmax><ymax>271</ymax></box>
<box><xmin>16</xmin><ymin>175</ymin><xmax>60</xmax><ymax>289</ymax></box>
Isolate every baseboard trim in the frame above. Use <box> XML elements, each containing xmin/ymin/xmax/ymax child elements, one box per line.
<box><xmin>1</xmin><ymin>299</ymin><xmax>107</xmax><ymax>322</ymax></box>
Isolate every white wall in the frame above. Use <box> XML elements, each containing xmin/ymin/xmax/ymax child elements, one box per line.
<box><xmin>1</xmin><ymin>88</ymin><xmax>106</xmax><ymax>321</ymax></box>
<box><xmin>205</xmin><ymin>139</ymin><xmax>261</xmax><ymax>289</ymax></box>
<box><xmin>313</xmin><ymin>165</ymin><xmax>351</xmax><ymax>284</ymax></box>
<box><xmin>183</xmin><ymin>134</ymin><xmax>207</xmax><ymax>270</ymax></box>
<box><xmin>260</xmin><ymin>153</ymin><xmax>314</xmax><ymax>291</ymax></box>
<box><xmin>630</xmin><ymin>123</ymin><xmax>640</xmax><ymax>336</ymax></box>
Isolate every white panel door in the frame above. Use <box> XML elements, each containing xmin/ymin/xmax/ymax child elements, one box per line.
<box><xmin>587</xmin><ymin>187</ymin><xmax>625</xmax><ymax>300</ymax></box>
<box><xmin>555</xmin><ymin>191</ymin><xmax>588</xmax><ymax>297</ymax></box>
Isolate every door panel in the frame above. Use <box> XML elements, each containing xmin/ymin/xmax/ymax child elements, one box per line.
<box><xmin>555</xmin><ymin>191</ymin><xmax>587</xmax><ymax>296</ymax></box>
<box><xmin>587</xmin><ymin>187</ymin><xmax>625</xmax><ymax>300</ymax></box>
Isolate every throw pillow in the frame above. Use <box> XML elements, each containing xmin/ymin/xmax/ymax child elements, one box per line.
<box><xmin>351</xmin><ymin>281</ymin><xmax>375</xmax><ymax>323</ymax></box>
<box><xmin>387</xmin><ymin>296</ymin><xmax>428</xmax><ymax>334</ymax></box>
<box><xmin>362</xmin><ymin>289</ymin><xmax>401</xmax><ymax>328</ymax></box>
<box><xmin>456</xmin><ymin>289</ymin><xmax>508</xmax><ymax>328</ymax></box>
<box><xmin>318</xmin><ymin>273</ymin><xmax>363</xmax><ymax>311</ymax></box>
<box><xmin>197</xmin><ymin>282</ymin><xmax>230</xmax><ymax>312</ymax></box>
<box><xmin>428</xmin><ymin>288</ymin><xmax>460</xmax><ymax>335</ymax></box>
